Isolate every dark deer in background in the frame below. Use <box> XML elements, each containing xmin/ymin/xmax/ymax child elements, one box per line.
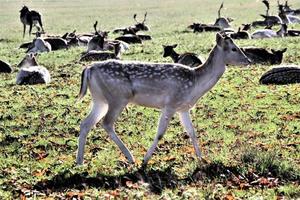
<box><xmin>113</xmin><ymin>12</ymin><xmax>149</xmax><ymax>34</ymax></box>
<box><xmin>214</xmin><ymin>2</ymin><xmax>231</xmax><ymax>29</ymax></box>
<box><xmin>241</xmin><ymin>47</ymin><xmax>287</xmax><ymax>65</ymax></box>
<box><xmin>20</xmin><ymin>6</ymin><xmax>44</xmax><ymax>38</ymax></box>
<box><xmin>162</xmin><ymin>44</ymin><xmax>203</xmax><ymax>67</ymax></box>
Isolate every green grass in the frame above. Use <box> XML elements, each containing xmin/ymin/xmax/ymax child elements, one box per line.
<box><xmin>0</xmin><ymin>0</ymin><xmax>300</xmax><ymax>199</ymax></box>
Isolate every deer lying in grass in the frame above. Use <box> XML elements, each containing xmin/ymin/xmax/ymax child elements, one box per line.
<box><xmin>278</xmin><ymin>4</ymin><xmax>300</xmax><ymax>24</ymax></box>
<box><xmin>0</xmin><ymin>60</ymin><xmax>13</xmax><ymax>73</ymax></box>
<box><xmin>213</xmin><ymin>2</ymin><xmax>231</xmax><ymax>29</ymax></box>
<box><xmin>260</xmin><ymin>65</ymin><xmax>300</xmax><ymax>84</ymax></box>
<box><xmin>76</xmin><ymin>33</ymin><xmax>251</xmax><ymax>166</ymax></box>
<box><xmin>80</xmin><ymin>42</ymin><xmax>121</xmax><ymax>62</ymax></box>
<box><xmin>229</xmin><ymin>27</ymin><xmax>251</xmax><ymax>40</ymax></box>
<box><xmin>241</xmin><ymin>47</ymin><xmax>287</xmax><ymax>65</ymax></box>
<box><xmin>26</xmin><ymin>32</ymin><xmax>52</xmax><ymax>53</ymax></box>
<box><xmin>20</xmin><ymin>6</ymin><xmax>44</xmax><ymax>38</ymax></box>
<box><xmin>113</xmin><ymin>12</ymin><xmax>150</xmax><ymax>34</ymax></box>
<box><xmin>251</xmin><ymin>23</ymin><xmax>287</xmax><ymax>39</ymax></box>
<box><xmin>162</xmin><ymin>44</ymin><xmax>204</xmax><ymax>67</ymax></box>
<box><xmin>282</xmin><ymin>0</ymin><xmax>300</xmax><ymax>15</ymax></box>
<box><xmin>16</xmin><ymin>53</ymin><xmax>50</xmax><ymax>85</ymax></box>
<box><xmin>189</xmin><ymin>23</ymin><xmax>222</xmax><ymax>33</ymax></box>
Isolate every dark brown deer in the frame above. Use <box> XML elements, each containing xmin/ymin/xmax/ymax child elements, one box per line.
<box><xmin>241</xmin><ymin>47</ymin><xmax>287</xmax><ymax>65</ymax></box>
<box><xmin>113</xmin><ymin>12</ymin><xmax>149</xmax><ymax>34</ymax></box>
<box><xmin>0</xmin><ymin>60</ymin><xmax>13</xmax><ymax>73</ymax></box>
<box><xmin>20</xmin><ymin>6</ymin><xmax>44</xmax><ymax>38</ymax></box>
<box><xmin>230</xmin><ymin>27</ymin><xmax>251</xmax><ymax>39</ymax></box>
<box><xmin>162</xmin><ymin>44</ymin><xmax>203</xmax><ymax>67</ymax></box>
<box><xmin>260</xmin><ymin>66</ymin><xmax>300</xmax><ymax>84</ymax></box>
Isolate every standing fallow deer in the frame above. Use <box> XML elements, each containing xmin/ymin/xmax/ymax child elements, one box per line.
<box><xmin>76</xmin><ymin>33</ymin><xmax>251</xmax><ymax>166</ymax></box>
<box><xmin>20</xmin><ymin>6</ymin><xmax>44</xmax><ymax>38</ymax></box>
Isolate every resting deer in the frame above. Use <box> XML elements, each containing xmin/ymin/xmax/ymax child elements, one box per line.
<box><xmin>162</xmin><ymin>44</ymin><xmax>204</xmax><ymax>67</ymax></box>
<box><xmin>113</xmin><ymin>12</ymin><xmax>149</xmax><ymax>34</ymax></box>
<box><xmin>76</xmin><ymin>33</ymin><xmax>251</xmax><ymax>166</ymax></box>
<box><xmin>20</xmin><ymin>5</ymin><xmax>44</xmax><ymax>38</ymax></box>
<box><xmin>16</xmin><ymin>53</ymin><xmax>50</xmax><ymax>85</ymax></box>
<box><xmin>251</xmin><ymin>23</ymin><xmax>287</xmax><ymax>39</ymax></box>
<box><xmin>214</xmin><ymin>2</ymin><xmax>231</xmax><ymax>29</ymax></box>
<box><xmin>26</xmin><ymin>32</ymin><xmax>52</xmax><ymax>53</ymax></box>
<box><xmin>278</xmin><ymin>4</ymin><xmax>300</xmax><ymax>24</ymax></box>
<box><xmin>0</xmin><ymin>60</ymin><xmax>12</xmax><ymax>73</ymax></box>
<box><xmin>229</xmin><ymin>27</ymin><xmax>251</xmax><ymax>40</ymax></box>
<box><xmin>80</xmin><ymin>42</ymin><xmax>121</xmax><ymax>62</ymax></box>
<box><xmin>241</xmin><ymin>47</ymin><xmax>287</xmax><ymax>65</ymax></box>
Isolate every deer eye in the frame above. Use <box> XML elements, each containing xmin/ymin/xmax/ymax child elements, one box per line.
<box><xmin>232</xmin><ymin>48</ymin><xmax>237</xmax><ymax>52</ymax></box>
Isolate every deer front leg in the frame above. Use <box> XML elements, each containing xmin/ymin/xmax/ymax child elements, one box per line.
<box><xmin>142</xmin><ymin>108</ymin><xmax>175</xmax><ymax>166</ymax></box>
<box><xmin>102</xmin><ymin>100</ymin><xmax>135</xmax><ymax>164</ymax></box>
<box><xmin>29</xmin><ymin>22</ymin><xmax>33</xmax><ymax>36</ymax></box>
<box><xmin>178</xmin><ymin>111</ymin><xmax>202</xmax><ymax>160</ymax></box>
<box><xmin>23</xmin><ymin>24</ymin><xmax>26</xmax><ymax>38</ymax></box>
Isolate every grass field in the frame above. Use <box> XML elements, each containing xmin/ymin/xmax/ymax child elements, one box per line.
<box><xmin>0</xmin><ymin>0</ymin><xmax>300</xmax><ymax>199</ymax></box>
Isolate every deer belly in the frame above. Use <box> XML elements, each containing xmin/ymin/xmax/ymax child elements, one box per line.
<box><xmin>131</xmin><ymin>93</ymin><xmax>167</xmax><ymax>108</ymax></box>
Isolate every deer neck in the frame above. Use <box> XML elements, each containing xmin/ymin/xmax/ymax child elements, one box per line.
<box><xmin>192</xmin><ymin>45</ymin><xmax>226</xmax><ymax>97</ymax></box>
<box><xmin>169</xmin><ymin>50</ymin><xmax>180</xmax><ymax>63</ymax></box>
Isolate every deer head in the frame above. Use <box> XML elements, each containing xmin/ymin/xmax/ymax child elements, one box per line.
<box><xmin>17</xmin><ymin>53</ymin><xmax>38</xmax><ymax>68</ymax></box>
<box><xmin>162</xmin><ymin>44</ymin><xmax>178</xmax><ymax>57</ymax></box>
<box><xmin>216</xmin><ymin>33</ymin><xmax>251</xmax><ymax>66</ymax></box>
<box><xmin>133</xmin><ymin>12</ymin><xmax>149</xmax><ymax>31</ymax></box>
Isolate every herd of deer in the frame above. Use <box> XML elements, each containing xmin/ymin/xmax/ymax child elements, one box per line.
<box><xmin>0</xmin><ymin>1</ymin><xmax>300</xmax><ymax>166</ymax></box>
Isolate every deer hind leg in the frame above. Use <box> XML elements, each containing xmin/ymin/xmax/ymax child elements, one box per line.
<box><xmin>76</xmin><ymin>100</ymin><xmax>108</xmax><ymax>165</ymax></box>
<box><xmin>179</xmin><ymin>111</ymin><xmax>202</xmax><ymax>159</ymax></box>
<box><xmin>143</xmin><ymin>107</ymin><xmax>175</xmax><ymax>166</ymax></box>
<box><xmin>37</xmin><ymin>17</ymin><xmax>44</xmax><ymax>32</ymax></box>
<box><xmin>102</xmin><ymin>100</ymin><xmax>135</xmax><ymax>164</ymax></box>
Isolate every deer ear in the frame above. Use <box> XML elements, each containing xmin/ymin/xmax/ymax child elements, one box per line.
<box><xmin>281</xmin><ymin>48</ymin><xmax>287</xmax><ymax>53</ymax></box>
<box><xmin>172</xmin><ymin>44</ymin><xmax>178</xmax><ymax>48</ymax></box>
<box><xmin>271</xmin><ymin>49</ymin><xmax>276</xmax><ymax>54</ymax></box>
<box><xmin>162</xmin><ymin>45</ymin><xmax>167</xmax><ymax>48</ymax></box>
<box><xmin>216</xmin><ymin>33</ymin><xmax>224</xmax><ymax>46</ymax></box>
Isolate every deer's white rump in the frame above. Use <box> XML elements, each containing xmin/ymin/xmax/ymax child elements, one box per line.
<box><xmin>76</xmin><ymin>33</ymin><xmax>251</xmax><ymax>166</ymax></box>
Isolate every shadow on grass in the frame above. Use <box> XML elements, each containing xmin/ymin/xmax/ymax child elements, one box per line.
<box><xmin>33</xmin><ymin>161</ymin><xmax>238</xmax><ymax>194</ymax></box>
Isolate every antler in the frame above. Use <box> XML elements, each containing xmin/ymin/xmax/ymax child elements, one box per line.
<box><xmin>142</xmin><ymin>12</ymin><xmax>147</xmax><ymax>23</ymax></box>
<box><xmin>262</xmin><ymin>0</ymin><xmax>270</xmax><ymax>16</ymax></box>
<box><xmin>218</xmin><ymin>2</ymin><xmax>224</xmax><ymax>18</ymax></box>
<box><xmin>133</xmin><ymin>14</ymin><xmax>138</xmax><ymax>23</ymax></box>
<box><xmin>93</xmin><ymin>21</ymin><xmax>99</xmax><ymax>35</ymax></box>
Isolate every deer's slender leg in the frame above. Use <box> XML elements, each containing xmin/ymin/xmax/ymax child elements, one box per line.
<box><xmin>29</xmin><ymin>22</ymin><xmax>33</xmax><ymax>36</ymax></box>
<box><xmin>38</xmin><ymin>18</ymin><xmax>44</xmax><ymax>33</ymax></box>
<box><xmin>143</xmin><ymin>108</ymin><xmax>175</xmax><ymax>166</ymax></box>
<box><xmin>76</xmin><ymin>101</ymin><xmax>108</xmax><ymax>165</ymax></box>
<box><xmin>23</xmin><ymin>24</ymin><xmax>26</xmax><ymax>38</ymax></box>
<box><xmin>178</xmin><ymin>111</ymin><xmax>202</xmax><ymax>159</ymax></box>
<box><xmin>102</xmin><ymin>100</ymin><xmax>135</xmax><ymax>164</ymax></box>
